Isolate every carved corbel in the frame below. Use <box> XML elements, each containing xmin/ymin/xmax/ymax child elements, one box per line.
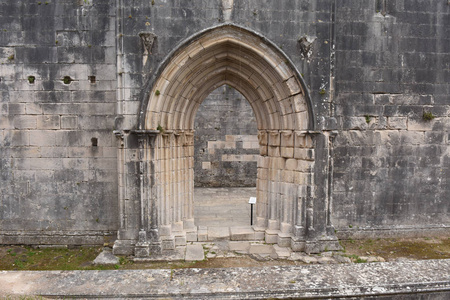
<box><xmin>139</xmin><ymin>32</ymin><xmax>157</xmax><ymax>55</ymax></box>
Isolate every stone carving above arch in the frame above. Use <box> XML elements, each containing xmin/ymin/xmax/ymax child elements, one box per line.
<box><xmin>139</xmin><ymin>24</ymin><xmax>315</xmax><ymax>132</ymax></box>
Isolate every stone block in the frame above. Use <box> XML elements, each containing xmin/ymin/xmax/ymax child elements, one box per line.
<box><xmin>254</xmin><ymin>230</ymin><xmax>265</xmax><ymax>240</ymax></box>
<box><xmin>11</xmin><ymin>130</ymin><xmax>29</xmax><ymax>146</ymax></box>
<box><xmin>61</xmin><ymin>116</ymin><xmax>78</xmax><ymax>129</ymax></box>
<box><xmin>277</xmin><ymin>233</ymin><xmax>291</xmax><ymax>247</ymax></box>
<box><xmin>260</xmin><ymin>145</ymin><xmax>268</xmax><ymax>156</ymax></box>
<box><xmin>281</xmin><ymin>170</ymin><xmax>295</xmax><ymax>183</ymax></box>
<box><xmin>407</xmin><ymin>118</ymin><xmax>433</xmax><ymax>131</ymax></box>
<box><xmin>255</xmin><ymin>217</ymin><xmax>266</xmax><ymax>228</ymax></box>
<box><xmin>265</xmin><ymin>231</ymin><xmax>278</xmax><ymax>244</ymax></box>
<box><xmin>183</xmin><ymin>218</ymin><xmax>196</xmax><ymax>230</ymax></box>
<box><xmin>257</xmin><ymin>168</ymin><xmax>268</xmax><ymax>180</ymax></box>
<box><xmin>161</xmin><ymin>237</ymin><xmax>175</xmax><ymax>250</ymax></box>
<box><xmin>257</xmin><ymin>130</ymin><xmax>268</xmax><ymax>146</ymax></box>
<box><xmin>270</xmin><ymin>157</ymin><xmax>285</xmax><ymax>170</ymax></box>
<box><xmin>230</xmin><ymin>226</ymin><xmax>255</xmax><ymax>241</ymax></box>
<box><xmin>37</xmin><ymin>115</ymin><xmax>60</xmax><ymax>129</ymax></box>
<box><xmin>294</xmin><ymin>148</ymin><xmax>314</xmax><ymax>161</ymax></box>
<box><xmin>281</xmin><ymin>131</ymin><xmax>294</xmax><ymax>147</ymax></box>
<box><xmin>281</xmin><ymin>147</ymin><xmax>294</xmax><ymax>158</ymax></box>
<box><xmin>249</xmin><ymin>243</ymin><xmax>273</xmax><ymax>254</ymax></box>
<box><xmin>207</xmin><ymin>227</ymin><xmax>229</xmax><ymax>241</ymax></box>
<box><xmin>297</xmin><ymin>160</ymin><xmax>312</xmax><ymax>172</ymax></box>
<box><xmin>13</xmin><ymin>115</ymin><xmax>37</xmax><ymax>129</ymax></box>
<box><xmin>280</xmin><ymin>222</ymin><xmax>292</xmax><ymax>233</ymax></box>
<box><xmin>268</xmin><ymin>131</ymin><xmax>280</xmax><ymax>146</ymax></box>
<box><xmin>268</xmin><ymin>146</ymin><xmax>280</xmax><ymax>157</ymax></box>
<box><xmin>29</xmin><ymin>130</ymin><xmax>55</xmax><ymax>146</ymax></box>
<box><xmin>228</xmin><ymin>241</ymin><xmax>250</xmax><ymax>252</ymax></box>
<box><xmin>185</xmin><ymin>244</ymin><xmax>204</xmax><ymax>261</ymax></box>
<box><xmin>186</xmin><ymin>231</ymin><xmax>197</xmax><ymax>242</ymax></box>
<box><xmin>387</xmin><ymin>117</ymin><xmax>407</xmax><ymax>130</ymax></box>
<box><xmin>273</xmin><ymin>244</ymin><xmax>291</xmax><ymax>258</ymax></box>
<box><xmin>112</xmin><ymin>240</ymin><xmax>135</xmax><ymax>256</ymax></box>
<box><xmin>285</xmin><ymin>159</ymin><xmax>297</xmax><ymax>170</ymax></box>
<box><xmin>295</xmin><ymin>132</ymin><xmax>313</xmax><ymax>148</ymax></box>
<box><xmin>197</xmin><ymin>227</ymin><xmax>208</xmax><ymax>242</ymax></box>
<box><xmin>290</xmin><ymin>240</ymin><xmax>306</xmax><ymax>252</ymax></box>
<box><xmin>300</xmin><ymin>256</ymin><xmax>318</xmax><ymax>264</ymax></box>
<box><xmin>25</xmin><ymin>103</ymin><xmax>42</xmax><ymax>115</ymax></box>
<box><xmin>9</xmin><ymin>103</ymin><xmax>26</xmax><ymax>115</ymax></box>
<box><xmin>134</xmin><ymin>244</ymin><xmax>150</xmax><ymax>258</ymax></box>
<box><xmin>257</xmin><ymin>156</ymin><xmax>270</xmax><ymax>168</ymax></box>
<box><xmin>172</xmin><ymin>221</ymin><xmax>183</xmax><ymax>232</ymax></box>
<box><xmin>159</xmin><ymin>225</ymin><xmax>172</xmax><ymax>237</ymax></box>
<box><xmin>175</xmin><ymin>235</ymin><xmax>186</xmax><ymax>246</ymax></box>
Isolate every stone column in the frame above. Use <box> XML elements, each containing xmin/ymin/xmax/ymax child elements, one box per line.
<box><xmin>256</xmin><ymin>130</ymin><xmax>269</xmax><ymax>228</ymax></box>
<box><xmin>303</xmin><ymin>131</ymin><xmax>341</xmax><ymax>254</ymax></box>
<box><xmin>133</xmin><ymin>130</ymin><xmax>161</xmax><ymax>257</ymax></box>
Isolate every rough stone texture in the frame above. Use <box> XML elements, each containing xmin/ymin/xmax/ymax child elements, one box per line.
<box><xmin>0</xmin><ymin>0</ymin><xmax>118</xmax><ymax>245</ymax></box>
<box><xmin>194</xmin><ymin>86</ymin><xmax>258</xmax><ymax>187</ymax></box>
<box><xmin>184</xmin><ymin>244</ymin><xmax>205</xmax><ymax>261</ymax></box>
<box><xmin>0</xmin><ymin>260</ymin><xmax>449</xmax><ymax>299</ymax></box>
<box><xmin>0</xmin><ymin>0</ymin><xmax>448</xmax><ymax>252</ymax></box>
<box><xmin>92</xmin><ymin>248</ymin><xmax>119</xmax><ymax>265</ymax></box>
<box><xmin>331</xmin><ymin>1</ymin><xmax>450</xmax><ymax>236</ymax></box>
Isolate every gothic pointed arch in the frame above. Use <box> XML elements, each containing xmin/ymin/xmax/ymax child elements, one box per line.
<box><xmin>138</xmin><ymin>24</ymin><xmax>315</xmax><ymax>132</ymax></box>
<box><xmin>119</xmin><ymin>24</ymin><xmax>343</xmax><ymax>257</ymax></box>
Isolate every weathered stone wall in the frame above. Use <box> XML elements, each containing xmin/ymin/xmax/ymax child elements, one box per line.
<box><xmin>0</xmin><ymin>0</ymin><xmax>118</xmax><ymax>244</ymax></box>
<box><xmin>194</xmin><ymin>85</ymin><xmax>258</xmax><ymax>187</ymax></box>
<box><xmin>0</xmin><ymin>0</ymin><xmax>449</xmax><ymax>246</ymax></box>
<box><xmin>331</xmin><ymin>0</ymin><xmax>450</xmax><ymax>236</ymax></box>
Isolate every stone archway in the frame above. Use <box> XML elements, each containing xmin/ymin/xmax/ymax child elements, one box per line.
<box><xmin>113</xmin><ymin>24</ymin><xmax>340</xmax><ymax>257</ymax></box>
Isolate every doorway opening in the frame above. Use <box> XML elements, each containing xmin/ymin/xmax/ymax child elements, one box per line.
<box><xmin>113</xmin><ymin>24</ymin><xmax>343</xmax><ymax>258</ymax></box>
<box><xmin>193</xmin><ymin>85</ymin><xmax>259</xmax><ymax>239</ymax></box>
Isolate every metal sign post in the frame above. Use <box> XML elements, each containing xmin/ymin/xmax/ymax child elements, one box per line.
<box><xmin>249</xmin><ymin>197</ymin><xmax>256</xmax><ymax>226</ymax></box>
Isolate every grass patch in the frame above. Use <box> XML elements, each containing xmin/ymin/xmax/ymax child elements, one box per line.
<box><xmin>0</xmin><ymin>246</ymin><xmax>117</xmax><ymax>271</ymax></box>
<box><xmin>1</xmin><ymin>237</ymin><xmax>449</xmax><ymax>271</ymax></box>
<box><xmin>340</xmin><ymin>237</ymin><xmax>450</xmax><ymax>260</ymax></box>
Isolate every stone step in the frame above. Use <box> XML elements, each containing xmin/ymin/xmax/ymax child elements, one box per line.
<box><xmin>185</xmin><ymin>244</ymin><xmax>205</xmax><ymax>261</ymax></box>
<box><xmin>230</xmin><ymin>226</ymin><xmax>255</xmax><ymax>241</ymax></box>
<box><xmin>207</xmin><ymin>226</ymin><xmax>230</xmax><ymax>241</ymax></box>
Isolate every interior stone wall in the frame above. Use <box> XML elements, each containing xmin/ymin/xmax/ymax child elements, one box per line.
<box><xmin>194</xmin><ymin>85</ymin><xmax>259</xmax><ymax>187</ymax></box>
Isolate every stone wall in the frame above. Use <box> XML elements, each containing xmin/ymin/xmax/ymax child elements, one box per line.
<box><xmin>194</xmin><ymin>85</ymin><xmax>258</xmax><ymax>187</ymax></box>
<box><xmin>0</xmin><ymin>0</ymin><xmax>449</xmax><ymax>246</ymax></box>
<box><xmin>0</xmin><ymin>0</ymin><xmax>118</xmax><ymax>244</ymax></box>
<box><xmin>331</xmin><ymin>0</ymin><xmax>450</xmax><ymax>236</ymax></box>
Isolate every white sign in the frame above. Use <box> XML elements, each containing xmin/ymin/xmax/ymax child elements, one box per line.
<box><xmin>248</xmin><ymin>197</ymin><xmax>256</xmax><ymax>204</ymax></box>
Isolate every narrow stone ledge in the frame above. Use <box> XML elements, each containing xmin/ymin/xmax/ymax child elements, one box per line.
<box><xmin>0</xmin><ymin>259</ymin><xmax>448</xmax><ymax>299</ymax></box>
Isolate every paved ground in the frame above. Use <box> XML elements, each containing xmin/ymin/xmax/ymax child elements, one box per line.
<box><xmin>1</xmin><ymin>259</ymin><xmax>449</xmax><ymax>299</ymax></box>
<box><xmin>194</xmin><ymin>187</ymin><xmax>255</xmax><ymax>227</ymax></box>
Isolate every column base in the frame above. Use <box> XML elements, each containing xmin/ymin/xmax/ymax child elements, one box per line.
<box><xmin>135</xmin><ymin>242</ymin><xmax>150</xmax><ymax>258</ymax></box>
<box><xmin>304</xmin><ymin>239</ymin><xmax>342</xmax><ymax>254</ymax></box>
<box><xmin>112</xmin><ymin>239</ymin><xmax>135</xmax><ymax>256</ymax></box>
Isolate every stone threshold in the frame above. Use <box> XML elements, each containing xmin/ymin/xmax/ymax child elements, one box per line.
<box><xmin>197</xmin><ymin>225</ymin><xmax>263</xmax><ymax>242</ymax></box>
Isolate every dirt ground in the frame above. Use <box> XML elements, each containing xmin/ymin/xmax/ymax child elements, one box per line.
<box><xmin>0</xmin><ymin>237</ymin><xmax>449</xmax><ymax>271</ymax></box>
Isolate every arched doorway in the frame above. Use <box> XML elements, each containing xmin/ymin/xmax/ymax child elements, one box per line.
<box><xmin>193</xmin><ymin>84</ymin><xmax>258</xmax><ymax>235</ymax></box>
<box><xmin>113</xmin><ymin>24</ymin><xmax>340</xmax><ymax>257</ymax></box>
